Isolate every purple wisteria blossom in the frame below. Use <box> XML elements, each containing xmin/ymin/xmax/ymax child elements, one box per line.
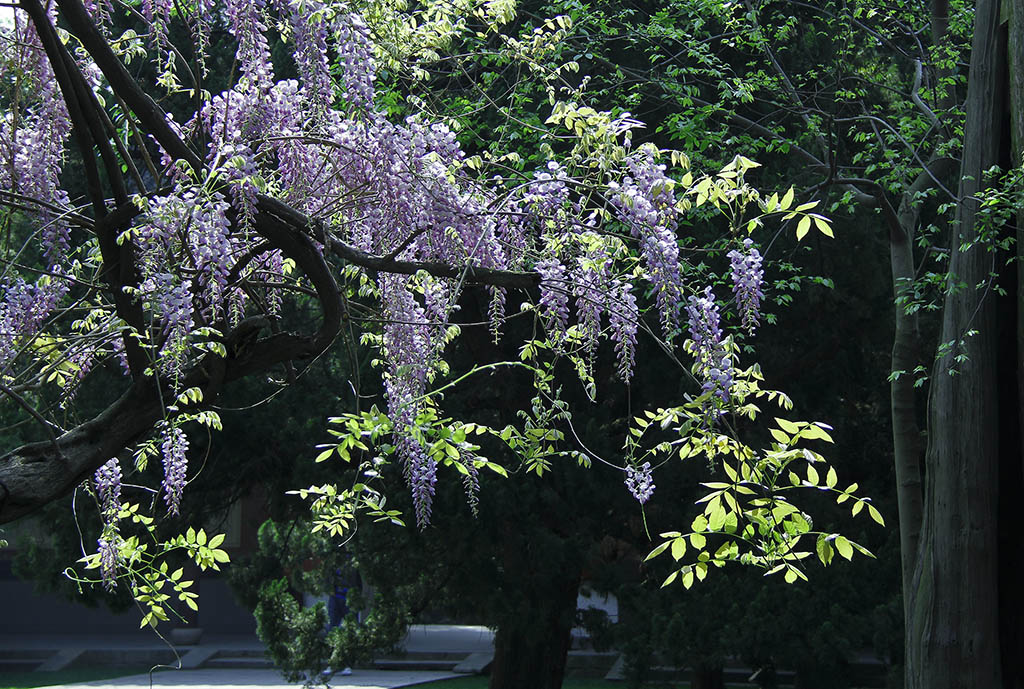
<box><xmin>225</xmin><ymin>0</ymin><xmax>273</xmax><ymax>90</ymax></box>
<box><xmin>608</xmin><ymin>281</ymin><xmax>639</xmax><ymax>383</ymax></box>
<box><xmin>277</xmin><ymin>0</ymin><xmax>333</xmax><ymax>112</ymax></box>
<box><xmin>380</xmin><ymin>277</ymin><xmax>437</xmax><ymax>528</ymax></box>
<box><xmin>161</xmin><ymin>426</ymin><xmax>189</xmax><ymax>516</ymax></box>
<box><xmin>608</xmin><ymin>149</ymin><xmax>684</xmax><ymax>337</ymax></box>
<box><xmin>334</xmin><ymin>10</ymin><xmax>376</xmax><ymax>110</ymax></box>
<box><xmin>624</xmin><ymin>462</ymin><xmax>655</xmax><ymax>504</ymax></box>
<box><xmin>686</xmin><ymin>287</ymin><xmax>732</xmax><ymax>409</ymax></box>
<box><xmin>94</xmin><ymin>458</ymin><xmax>122</xmax><ymax>520</ymax></box>
<box><xmin>728</xmin><ymin>239</ymin><xmax>764</xmax><ymax>334</ymax></box>
<box><xmin>574</xmin><ymin>242</ymin><xmax>610</xmax><ymax>360</ymax></box>
<box><xmin>536</xmin><ymin>258</ymin><xmax>570</xmax><ymax>338</ymax></box>
<box><xmin>98</xmin><ymin>538</ymin><xmax>118</xmax><ymax>591</ymax></box>
<box><xmin>525</xmin><ymin>161</ymin><xmax>569</xmax><ymax>216</ymax></box>
<box><xmin>461</xmin><ymin>458</ymin><xmax>480</xmax><ymax>518</ymax></box>
<box><xmin>0</xmin><ymin>279</ymin><xmax>68</xmax><ymax>375</ymax></box>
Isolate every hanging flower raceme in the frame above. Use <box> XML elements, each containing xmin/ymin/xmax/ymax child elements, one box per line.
<box><xmin>728</xmin><ymin>238</ymin><xmax>764</xmax><ymax>334</ymax></box>
<box><xmin>140</xmin><ymin>274</ymin><xmax>194</xmax><ymax>377</ymax></box>
<box><xmin>686</xmin><ymin>287</ymin><xmax>732</xmax><ymax>409</ymax></box>
<box><xmin>624</xmin><ymin>462</ymin><xmax>655</xmax><ymax>504</ymax></box>
<box><xmin>160</xmin><ymin>426</ymin><xmax>189</xmax><ymax>516</ymax></box>
<box><xmin>608</xmin><ymin>281</ymin><xmax>639</xmax><ymax>383</ymax></box>
<box><xmin>94</xmin><ymin>458</ymin><xmax>122</xmax><ymax>521</ymax></box>
<box><xmin>334</xmin><ymin>10</ymin><xmax>376</xmax><ymax>111</ymax></box>
<box><xmin>380</xmin><ymin>277</ymin><xmax>436</xmax><ymax>528</ymax></box>
<box><xmin>525</xmin><ymin>161</ymin><xmax>570</xmax><ymax>216</ymax></box>
<box><xmin>225</xmin><ymin>0</ymin><xmax>273</xmax><ymax>91</ymax></box>
<box><xmin>535</xmin><ymin>258</ymin><xmax>571</xmax><ymax>339</ymax></box>
<box><xmin>97</xmin><ymin>537</ymin><xmax>118</xmax><ymax>591</ymax></box>
<box><xmin>275</xmin><ymin>0</ymin><xmax>333</xmax><ymax>112</ymax></box>
<box><xmin>574</xmin><ymin>240</ymin><xmax>611</xmax><ymax>361</ymax></box>
<box><xmin>0</xmin><ymin>278</ymin><xmax>69</xmax><ymax>375</ymax></box>
<box><xmin>94</xmin><ymin>458</ymin><xmax>123</xmax><ymax>591</ymax></box>
<box><xmin>608</xmin><ymin>150</ymin><xmax>684</xmax><ymax>337</ymax></box>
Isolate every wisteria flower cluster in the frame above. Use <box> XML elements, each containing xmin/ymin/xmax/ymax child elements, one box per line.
<box><xmin>728</xmin><ymin>239</ymin><xmax>765</xmax><ymax>333</ymax></box>
<box><xmin>93</xmin><ymin>457</ymin><xmax>124</xmax><ymax>590</ymax></box>
<box><xmin>624</xmin><ymin>461</ymin><xmax>655</xmax><ymax>504</ymax></box>
<box><xmin>94</xmin><ymin>458</ymin><xmax>123</xmax><ymax>521</ymax></box>
<box><xmin>161</xmin><ymin>426</ymin><xmax>189</xmax><ymax>516</ymax></box>
<box><xmin>97</xmin><ymin>537</ymin><xmax>118</xmax><ymax>591</ymax></box>
<box><xmin>686</xmin><ymin>287</ymin><xmax>732</xmax><ymax>411</ymax></box>
<box><xmin>609</xmin><ymin>148</ymin><xmax>685</xmax><ymax>337</ymax></box>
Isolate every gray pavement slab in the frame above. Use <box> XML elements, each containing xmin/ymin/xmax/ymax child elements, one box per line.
<box><xmin>400</xmin><ymin>626</ymin><xmax>492</xmax><ymax>654</ymax></box>
<box><xmin>451</xmin><ymin>652</ymin><xmax>492</xmax><ymax>674</ymax></box>
<box><xmin>50</xmin><ymin>668</ymin><xmax>461</xmax><ymax>689</ymax></box>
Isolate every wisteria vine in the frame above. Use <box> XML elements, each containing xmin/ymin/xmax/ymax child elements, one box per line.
<box><xmin>0</xmin><ymin>0</ymin><xmax>834</xmax><ymax>549</ymax></box>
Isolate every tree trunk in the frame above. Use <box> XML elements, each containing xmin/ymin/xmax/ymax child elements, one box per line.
<box><xmin>906</xmin><ymin>1</ymin><xmax>1006</xmax><ymax>687</ymax></box>
<box><xmin>691</xmin><ymin>663</ymin><xmax>725</xmax><ymax>689</ymax></box>
<box><xmin>1005</xmin><ymin>5</ymin><xmax>1024</xmax><ymax>687</ymax></box>
<box><xmin>488</xmin><ymin>570</ymin><xmax>580</xmax><ymax>689</ymax></box>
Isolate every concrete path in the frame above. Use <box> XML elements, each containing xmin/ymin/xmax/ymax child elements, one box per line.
<box><xmin>50</xmin><ymin>668</ymin><xmax>461</xmax><ymax>689</ymax></box>
<box><xmin>0</xmin><ymin>626</ymin><xmax>492</xmax><ymax>688</ymax></box>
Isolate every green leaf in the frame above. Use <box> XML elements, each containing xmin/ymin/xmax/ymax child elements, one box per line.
<box><xmin>834</xmin><ymin>536</ymin><xmax>854</xmax><ymax>560</ymax></box>
<box><xmin>775</xmin><ymin>417</ymin><xmax>800</xmax><ymax>434</ymax></box>
<box><xmin>816</xmin><ymin>534</ymin><xmax>834</xmax><ymax>566</ymax></box>
<box><xmin>802</xmin><ymin>423</ymin><xmax>835</xmax><ymax>442</ymax></box>
<box><xmin>645</xmin><ymin>542</ymin><xmax>671</xmax><ymax>561</ymax></box>
<box><xmin>670</xmin><ymin>538</ymin><xmax>687</xmax><ymax>561</ymax></box>
<box><xmin>868</xmin><ymin>504</ymin><xmax>885</xmax><ymax>526</ymax></box>
<box><xmin>796</xmin><ymin>215</ymin><xmax>812</xmax><ymax>240</ymax></box>
<box><xmin>826</xmin><ymin>466</ymin><xmax>838</xmax><ymax>488</ymax></box>
<box><xmin>779</xmin><ymin>187</ymin><xmax>794</xmax><ymax>210</ymax></box>
<box><xmin>813</xmin><ymin>215</ymin><xmax>834</xmax><ymax>237</ymax></box>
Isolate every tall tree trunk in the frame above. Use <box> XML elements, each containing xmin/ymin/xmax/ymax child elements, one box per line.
<box><xmin>691</xmin><ymin>663</ymin><xmax>725</xmax><ymax>689</ymax></box>
<box><xmin>906</xmin><ymin>1</ymin><xmax>1006</xmax><ymax>687</ymax></box>
<box><xmin>889</xmin><ymin>170</ymin><xmax>935</xmax><ymax>617</ymax></box>
<box><xmin>1004</xmin><ymin>4</ymin><xmax>1024</xmax><ymax>686</ymax></box>
<box><xmin>488</xmin><ymin>568</ymin><xmax>580</xmax><ymax>689</ymax></box>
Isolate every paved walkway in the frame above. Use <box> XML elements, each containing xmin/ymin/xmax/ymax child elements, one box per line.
<box><xmin>50</xmin><ymin>668</ymin><xmax>462</xmax><ymax>689</ymax></box>
<box><xmin>1</xmin><ymin>626</ymin><xmax>494</xmax><ymax>689</ymax></box>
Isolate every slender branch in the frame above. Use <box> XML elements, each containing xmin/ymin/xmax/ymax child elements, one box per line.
<box><xmin>55</xmin><ymin>0</ymin><xmax>204</xmax><ymax>174</ymax></box>
<box><xmin>911</xmin><ymin>59</ymin><xmax>942</xmax><ymax>130</ymax></box>
<box><xmin>0</xmin><ymin>383</ymin><xmax>61</xmax><ymax>452</ymax></box>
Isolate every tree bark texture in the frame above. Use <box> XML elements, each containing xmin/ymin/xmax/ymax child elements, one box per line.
<box><xmin>890</xmin><ymin>163</ymin><xmax>957</xmax><ymax>624</ymax></box>
<box><xmin>690</xmin><ymin>664</ymin><xmax>725</xmax><ymax>689</ymax></box>
<box><xmin>906</xmin><ymin>1</ymin><xmax>1006</xmax><ymax>687</ymax></box>
<box><xmin>488</xmin><ymin>569</ymin><xmax>580</xmax><ymax>689</ymax></box>
<box><xmin>1003</xmin><ymin>4</ymin><xmax>1024</xmax><ymax>686</ymax></box>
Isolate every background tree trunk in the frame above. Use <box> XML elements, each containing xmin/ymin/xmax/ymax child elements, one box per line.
<box><xmin>1003</xmin><ymin>4</ymin><xmax>1024</xmax><ymax>686</ymax></box>
<box><xmin>691</xmin><ymin>664</ymin><xmax>725</xmax><ymax>689</ymax></box>
<box><xmin>906</xmin><ymin>1</ymin><xmax>1006</xmax><ymax>687</ymax></box>
<box><xmin>488</xmin><ymin>568</ymin><xmax>580</xmax><ymax>689</ymax></box>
